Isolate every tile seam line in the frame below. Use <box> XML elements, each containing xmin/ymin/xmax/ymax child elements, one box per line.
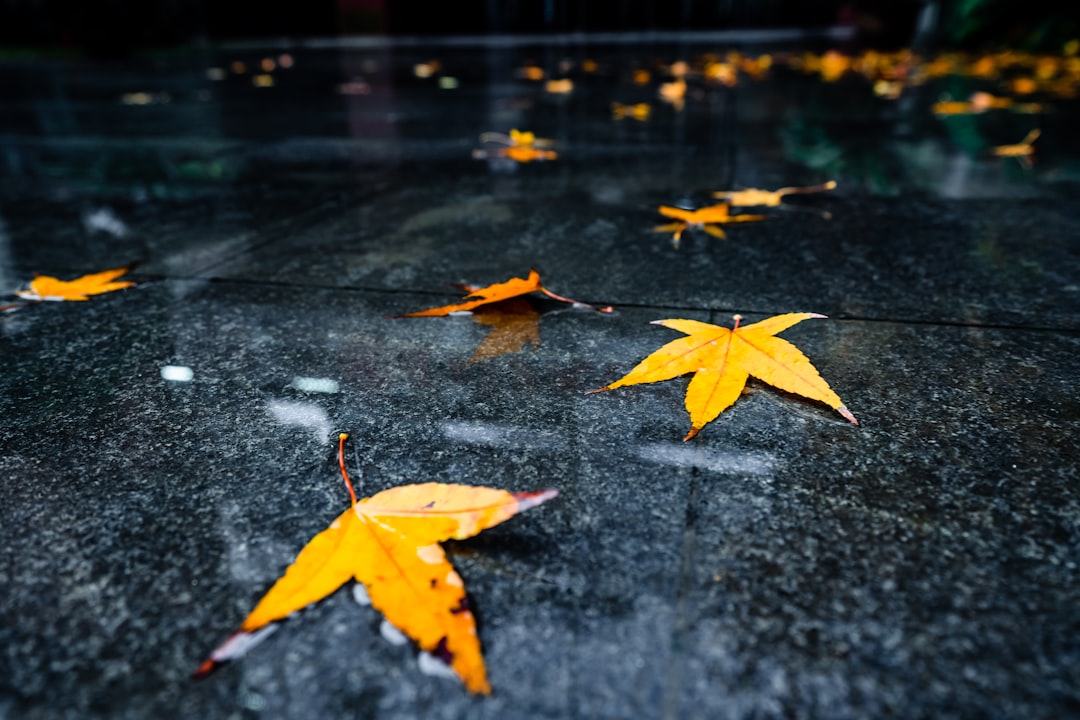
<box><xmin>218</xmin><ymin>26</ymin><xmax>855</xmax><ymax>52</ymax></box>
<box><xmin>660</xmin><ymin>464</ymin><xmax>702</xmax><ymax>720</ymax></box>
<box><xmin>147</xmin><ymin>275</ymin><xmax>1080</xmax><ymax>335</ymax></box>
<box><xmin>184</xmin><ymin>200</ymin><xmax>343</xmax><ymax>278</ymax></box>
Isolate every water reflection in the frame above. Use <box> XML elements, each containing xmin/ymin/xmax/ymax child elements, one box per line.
<box><xmin>289</xmin><ymin>376</ymin><xmax>340</xmax><ymax>393</ymax></box>
<box><xmin>160</xmin><ymin>365</ymin><xmax>194</xmax><ymax>382</ymax></box>
<box><xmin>0</xmin><ymin>43</ymin><xmax>1076</xmax><ymax>201</ymax></box>
<box><xmin>636</xmin><ymin>443</ymin><xmax>776</xmax><ymax>476</ymax></box>
<box><xmin>441</xmin><ymin>419</ymin><xmax>566</xmax><ymax>453</ymax></box>
<box><xmin>81</xmin><ymin>207</ymin><xmax>128</xmax><ymax>238</ymax></box>
<box><xmin>0</xmin><ymin>213</ymin><xmax>12</xmax><ymax>299</ymax></box>
<box><xmin>268</xmin><ymin>399</ymin><xmax>332</xmax><ymax>443</ymax></box>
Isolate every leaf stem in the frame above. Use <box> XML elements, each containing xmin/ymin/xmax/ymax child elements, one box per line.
<box><xmin>538</xmin><ymin>285</ymin><xmax>613</xmax><ymax>313</ymax></box>
<box><xmin>338</xmin><ymin>433</ymin><xmax>358</xmax><ymax>505</ymax></box>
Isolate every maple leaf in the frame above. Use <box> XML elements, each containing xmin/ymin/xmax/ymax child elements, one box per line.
<box><xmin>653</xmin><ymin>203</ymin><xmax>766</xmax><ymax>248</ymax></box>
<box><xmin>968</xmin><ymin>91</ymin><xmax>1013</xmax><ymax>111</ymax></box>
<box><xmin>396</xmin><ymin>269</ymin><xmax>611</xmax><ymax>317</ymax></box>
<box><xmin>658</xmin><ymin>78</ymin><xmax>686</xmax><ymax>110</ymax></box>
<box><xmin>588</xmin><ymin>314</ymin><xmax>858</xmax><ymax>441</ymax></box>
<box><xmin>195</xmin><ymin>434</ymin><xmax>558</xmax><ymax>694</ymax></box>
<box><xmin>991</xmin><ymin>129</ymin><xmax>1040</xmax><ymax>167</ymax></box>
<box><xmin>473</xmin><ymin>129</ymin><xmax>558</xmax><ymax>163</ymax></box>
<box><xmin>612</xmin><ymin>102</ymin><xmax>651</xmax><ymax>121</ymax></box>
<box><xmin>15</xmin><ymin>264</ymin><xmax>136</xmax><ymax>302</ymax></box>
<box><xmin>713</xmin><ymin>181</ymin><xmax>837</xmax><ymax>209</ymax></box>
<box><xmin>931</xmin><ymin>98</ymin><xmax>977</xmax><ymax>116</ymax></box>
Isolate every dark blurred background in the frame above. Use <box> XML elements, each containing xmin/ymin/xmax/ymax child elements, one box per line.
<box><xmin>0</xmin><ymin>1</ymin><xmax>1076</xmax><ymax>57</ymax></box>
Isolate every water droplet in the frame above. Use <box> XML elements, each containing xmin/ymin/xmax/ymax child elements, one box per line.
<box><xmin>416</xmin><ymin>544</ymin><xmax>443</xmax><ymax>564</ymax></box>
<box><xmin>380</xmin><ymin>620</ymin><xmax>408</xmax><ymax>646</ymax></box>
<box><xmin>417</xmin><ymin>651</ymin><xmax>457</xmax><ymax>681</ymax></box>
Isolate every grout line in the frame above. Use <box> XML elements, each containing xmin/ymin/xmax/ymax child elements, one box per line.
<box><xmin>660</xmin><ymin>466</ymin><xmax>702</xmax><ymax>720</ymax></box>
<box><xmin>134</xmin><ymin>274</ymin><xmax>1080</xmax><ymax>335</ymax></box>
<box><xmin>218</xmin><ymin>27</ymin><xmax>856</xmax><ymax>52</ymax></box>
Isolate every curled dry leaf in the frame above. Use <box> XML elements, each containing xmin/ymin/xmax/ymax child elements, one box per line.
<box><xmin>589</xmin><ymin>313</ymin><xmax>857</xmax><ymax>440</ymax></box>
<box><xmin>991</xmin><ymin>129</ymin><xmax>1040</xmax><ymax>167</ymax></box>
<box><xmin>396</xmin><ymin>269</ymin><xmax>611</xmax><ymax>317</ymax></box>
<box><xmin>195</xmin><ymin>435</ymin><xmax>557</xmax><ymax>694</ymax></box>
<box><xmin>16</xmin><ymin>264</ymin><xmax>136</xmax><ymax>302</ymax></box>
<box><xmin>713</xmin><ymin>181</ymin><xmax>836</xmax><ymax>209</ymax></box>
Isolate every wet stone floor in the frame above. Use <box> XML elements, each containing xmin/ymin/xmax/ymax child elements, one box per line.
<box><xmin>1</xmin><ymin>40</ymin><xmax>1079</xmax><ymax>719</ymax></box>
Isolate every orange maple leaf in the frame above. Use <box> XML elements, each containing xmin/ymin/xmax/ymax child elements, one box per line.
<box><xmin>16</xmin><ymin>264</ymin><xmax>136</xmax><ymax>302</ymax></box>
<box><xmin>931</xmin><ymin>98</ymin><xmax>977</xmax><ymax>116</ymax></box>
<box><xmin>653</xmin><ymin>203</ymin><xmax>767</xmax><ymax>248</ymax></box>
<box><xmin>712</xmin><ymin>180</ymin><xmax>837</xmax><ymax>208</ymax></box>
<box><xmin>612</xmin><ymin>102</ymin><xmax>651</xmax><ymax>121</ymax></box>
<box><xmin>991</xmin><ymin>129</ymin><xmax>1040</xmax><ymax>167</ymax></box>
<box><xmin>711</xmin><ymin>181</ymin><xmax>837</xmax><ymax>219</ymax></box>
<box><xmin>195</xmin><ymin>434</ymin><xmax>557</xmax><ymax>694</ymax></box>
<box><xmin>658</xmin><ymin>78</ymin><xmax>686</xmax><ymax>110</ymax></box>
<box><xmin>473</xmin><ymin>129</ymin><xmax>558</xmax><ymax>162</ymax></box>
<box><xmin>396</xmin><ymin>269</ymin><xmax>611</xmax><ymax>317</ymax></box>
<box><xmin>588</xmin><ymin>314</ymin><xmax>858</xmax><ymax>440</ymax></box>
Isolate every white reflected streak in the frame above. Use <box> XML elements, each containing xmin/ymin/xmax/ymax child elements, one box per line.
<box><xmin>440</xmin><ymin>420</ymin><xmax>565</xmax><ymax>452</ymax></box>
<box><xmin>82</xmin><ymin>207</ymin><xmax>129</xmax><ymax>238</ymax></box>
<box><xmin>380</xmin><ymin>619</ymin><xmax>409</xmax><ymax>646</ymax></box>
<box><xmin>417</xmin><ymin>651</ymin><xmax>458</xmax><ymax>682</ymax></box>
<box><xmin>636</xmin><ymin>443</ymin><xmax>776</xmax><ymax>476</ymax></box>
<box><xmin>352</xmin><ymin>584</ymin><xmax>371</xmax><ymax>606</ymax></box>
<box><xmin>161</xmin><ymin>365</ymin><xmax>194</xmax><ymax>382</ymax></box>
<box><xmin>268</xmin><ymin>399</ymin><xmax>331</xmax><ymax>443</ymax></box>
<box><xmin>290</xmin><ymin>376</ymin><xmax>340</xmax><ymax>394</ymax></box>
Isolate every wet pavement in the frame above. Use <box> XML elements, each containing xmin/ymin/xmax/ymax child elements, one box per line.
<box><xmin>1</xmin><ymin>39</ymin><xmax>1079</xmax><ymax>719</ymax></box>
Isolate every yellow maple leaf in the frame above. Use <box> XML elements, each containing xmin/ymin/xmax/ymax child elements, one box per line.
<box><xmin>712</xmin><ymin>181</ymin><xmax>836</xmax><ymax>208</ymax></box>
<box><xmin>195</xmin><ymin>435</ymin><xmax>557</xmax><ymax>694</ymax></box>
<box><xmin>589</xmin><ymin>314</ymin><xmax>857</xmax><ymax>440</ymax></box>
<box><xmin>611</xmin><ymin>102</ymin><xmax>651</xmax><ymax>121</ymax></box>
<box><xmin>653</xmin><ymin>203</ymin><xmax>766</xmax><ymax>247</ymax></box>
<box><xmin>473</xmin><ymin>129</ymin><xmax>558</xmax><ymax>163</ymax></box>
<box><xmin>991</xmin><ymin>129</ymin><xmax>1040</xmax><ymax>167</ymax></box>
